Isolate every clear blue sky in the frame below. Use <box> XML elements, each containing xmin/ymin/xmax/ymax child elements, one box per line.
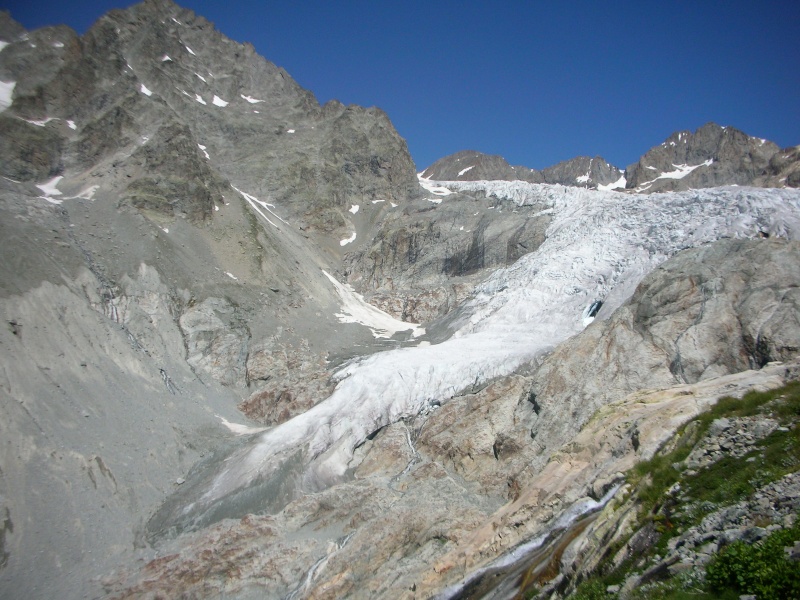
<box><xmin>4</xmin><ymin>0</ymin><xmax>799</xmax><ymax>171</ymax></box>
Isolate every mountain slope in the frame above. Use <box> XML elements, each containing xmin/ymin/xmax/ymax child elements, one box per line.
<box><xmin>1</xmin><ymin>3</ymin><xmax>800</xmax><ymax>600</ymax></box>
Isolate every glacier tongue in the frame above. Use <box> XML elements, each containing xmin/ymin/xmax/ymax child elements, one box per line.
<box><xmin>164</xmin><ymin>182</ymin><xmax>800</xmax><ymax>530</ymax></box>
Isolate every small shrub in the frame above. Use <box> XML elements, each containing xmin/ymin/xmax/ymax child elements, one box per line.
<box><xmin>705</xmin><ymin>521</ymin><xmax>800</xmax><ymax>600</ymax></box>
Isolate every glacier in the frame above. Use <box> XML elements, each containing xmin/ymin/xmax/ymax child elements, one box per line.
<box><xmin>159</xmin><ymin>181</ymin><xmax>800</xmax><ymax>532</ymax></box>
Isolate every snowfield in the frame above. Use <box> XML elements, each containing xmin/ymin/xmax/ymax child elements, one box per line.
<box><xmin>174</xmin><ymin>181</ymin><xmax>800</xmax><ymax>526</ymax></box>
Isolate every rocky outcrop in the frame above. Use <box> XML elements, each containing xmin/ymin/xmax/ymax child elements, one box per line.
<box><xmin>240</xmin><ymin>337</ymin><xmax>334</xmax><ymax>425</ymax></box>
<box><xmin>179</xmin><ymin>297</ymin><xmax>251</xmax><ymax>388</ymax></box>
<box><xmin>422</xmin><ymin>124</ymin><xmax>799</xmax><ymax>194</ymax></box>
<box><xmin>759</xmin><ymin>144</ymin><xmax>800</xmax><ymax>188</ymax></box>
<box><xmin>546</xmin><ymin>396</ymin><xmax>800</xmax><ymax>600</ymax></box>
<box><xmin>0</xmin><ymin>1</ymin><xmax>420</xmax><ymax>246</ymax></box>
<box><xmin>540</xmin><ymin>155</ymin><xmax>624</xmax><ymax>188</ymax></box>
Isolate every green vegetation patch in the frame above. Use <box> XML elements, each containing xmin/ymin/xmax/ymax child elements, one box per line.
<box><xmin>706</xmin><ymin>522</ymin><xmax>800</xmax><ymax>600</ymax></box>
<box><xmin>566</xmin><ymin>381</ymin><xmax>800</xmax><ymax>599</ymax></box>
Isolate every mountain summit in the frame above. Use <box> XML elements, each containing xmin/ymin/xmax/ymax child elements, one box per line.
<box><xmin>1</xmin><ymin>3</ymin><xmax>800</xmax><ymax>600</ymax></box>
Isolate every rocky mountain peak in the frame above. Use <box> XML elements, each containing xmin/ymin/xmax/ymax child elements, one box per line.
<box><xmin>0</xmin><ymin>0</ymin><xmax>420</xmax><ymax>241</ymax></box>
<box><xmin>624</xmin><ymin>122</ymin><xmax>783</xmax><ymax>192</ymax></box>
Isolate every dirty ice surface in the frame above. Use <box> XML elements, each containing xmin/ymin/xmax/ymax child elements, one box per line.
<box><xmin>171</xmin><ymin>181</ymin><xmax>800</xmax><ymax>527</ymax></box>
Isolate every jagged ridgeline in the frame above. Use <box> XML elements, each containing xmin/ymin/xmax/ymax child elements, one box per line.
<box><xmin>1</xmin><ymin>2</ymin><xmax>800</xmax><ymax>600</ymax></box>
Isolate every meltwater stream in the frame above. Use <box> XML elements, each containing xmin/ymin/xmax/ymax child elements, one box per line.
<box><xmin>148</xmin><ymin>183</ymin><xmax>800</xmax><ymax>538</ymax></box>
<box><xmin>437</xmin><ymin>485</ymin><xmax>622</xmax><ymax>600</ymax></box>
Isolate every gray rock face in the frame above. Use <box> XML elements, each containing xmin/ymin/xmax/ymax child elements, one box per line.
<box><xmin>344</xmin><ymin>189</ymin><xmax>552</xmax><ymax>323</ymax></box>
<box><xmin>420</xmin><ymin>149</ymin><xmax>624</xmax><ymax>188</ymax></box>
<box><xmin>761</xmin><ymin>144</ymin><xmax>800</xmax><ymax>188</ymax></box>
<box><xmin>179</xmin><ymin>297</ymin><xmax>250</xmax><ymax>388</ymax></box>
<box><xmin>625</xmin><ymin>123</ymin><xmax>781</xmax><ymax>192</ymax></box>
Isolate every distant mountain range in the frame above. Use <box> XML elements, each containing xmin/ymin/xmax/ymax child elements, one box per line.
<box><xmin>420</xmin><ymin>122</ymin><xmax>800</xmax><ymax>193</ymax></box>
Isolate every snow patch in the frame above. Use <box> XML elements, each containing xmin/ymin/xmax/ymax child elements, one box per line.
<box><xmin>458</xmin><ymin>165</ymin><xmax>475</xmax><ymax>177</ymax></box>
<box><xmin>36</xmin><ymin>176</ymin><xmax>64</xmax><ymax>203</ymax></box>
<box><xmin>67</xmin><ymin>120</ymin><xmax>76</xmax><ymax>130</ymax></box>
<box><xmin>194</xmin><ymin>72</ymin><xmax>206</xmax><ymax>82</ymax></box>
<box><xmin>140</xmin><ymin>83</ymin><xmax>153</xmax><ymax>96</ymax></box>
<box><xmin>656</xmin><ymin>159</ymin><xmax>713</xmax><ymax>180</ymax></box>
<box><xmin>371</xmin><ymin>199</ymin><xmax>385</xmax><ymax>204</ymax></box>
<box><xmin>575</xmin><ymin>173</ymin><xmax>590</xmax><ymax>184</ymax></box>
<box><xmin>323</xmin><ymin>270</ymin><xmax>424</xmax><ymax>339</ymax></box>
<box><xmin>597</xmin><ymin>175</ymin><xmax>627</xmax><ymax>192</ymax></box>
<box><xmin>53</xmin><ymin>41</ymin><xmax>64</xmax><ymax>48</ymax></box>
<box><xmin>72</xmin><ymin>186</ymin><xmax>99</xmax><ymax>200</ymax></box>
<box><xmin>225</xmin><ymin>272</ymin><xmax>238</xmax><ymax>281</ymax></box>
<box><xmin>0</xmin><ymin>80</ymin><xmax>15</xmax><ymax>112</ymax></box>
<box><xmin>286</xmin><ymin>129</ymin><xmax>295</xmax><ymax>133</ymax></box>
<box><xmin>0</xmin><ymin>41</ymin><xmax>8</xmax><ymax>53</ymax></box>
<box><xmin>216</xmin><ymin>415</ymin><xmax>267</xmax><ymax>436</ymax></box>
<box><xmin>418</xmin><ymin>175</ymin><xmax>453</xmax><ymax>196</ymax></box>
<box><xmin>184</xmin><ymin>45</ymin><xmax>195</xmax><ymax>55</ymax></box>
<box><xmin>232</xmin><ymin>185</ymin><xmax>288</xmax><ymax>229</ymax></box>
<box><xmin>22</xmin><ymin>117</ymin><xmax>55</xmax><ymax>127</ymax></box>
<box><xmin>348</xmin><ymin>204</ymin><xmax>359</xmax><ymax>214</ymax></box>
<box><xmin>340</xmin><ymin>232</ymin><xmax>357</xmax><ymax>246</ymax></box>
<box><xmin>161</xmin><ymin>55</ymin><xmax>172</xmax><ymax>62</ymax></box>
<box><xmin>162</xmin><ymin>227</ymin><xmax>169</xmax><ymax>233</ymax></box>
<box><xmin>197</xmin><ymin>144</ymin><xmax>210</xmax><ymax>159</ymax></box>
<box><xmin>212</xmin><ymin>95</ymin><xmax>228</xmax><ymax>107</ymax></box>
<box><xmin>241</xmin><ymin>94</ymin><xmax>263</xmax><ymax>103</ymax></box>
<box><xmin>427</xmin><ymin>197</ymin><xmax>442</xmax><ymax>204</ymax></box>
<box><xmin>194</xmin><ymin>94</ymin><xmax>206</xmax><ymax>105</ymax></box>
